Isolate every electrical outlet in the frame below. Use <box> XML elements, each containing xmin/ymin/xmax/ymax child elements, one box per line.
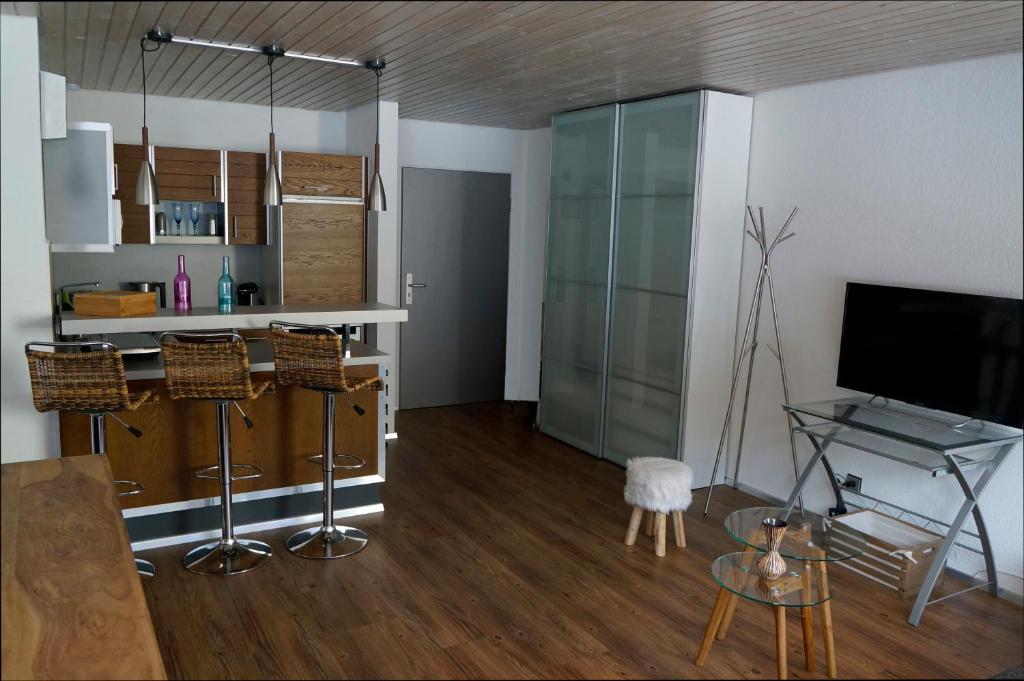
<box><xmin>843</xmin><ymin>474</ymin><xmax>862</xmax><ymax>494</ymax></box>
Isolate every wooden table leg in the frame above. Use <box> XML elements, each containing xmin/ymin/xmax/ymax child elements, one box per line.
<box><xmin>695</xmin><ymin>588</ymin><xmax>730</xmax><ymax>667</ymax></box>
<box><xmin>817</xmin><ymin>560</ymin><xmax>837</xmax><ymax>678</ymax></box>
<box><xmin>775</xmin><ymin>606</ymin><xmax>787</xmax><ymax>680</ymax></box>
<box><xmin>624</xmin><ymin>507</ymin><xmax>644</xmax><ymax>546</ymax></box>
<box><xmin>801</xmin><ymin>561</ymin><xmax>815</xmax><ymax>672</ymax></box>
<box><xmin>718</xmin><ymin>532</ymin><xmax>759</xmax><ymax>640</ymax></box>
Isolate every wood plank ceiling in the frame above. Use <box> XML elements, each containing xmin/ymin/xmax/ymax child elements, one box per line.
<box><xmin>2</xmin><ymin>1</ymin><xmax>1022</xmax><ymax>129</ymax></box>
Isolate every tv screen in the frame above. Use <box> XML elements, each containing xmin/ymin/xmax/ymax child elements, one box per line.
<box><xmin>837</xmin><ymin>283</ymin><xmax>1023</xmax><ymax>428</ymax></box>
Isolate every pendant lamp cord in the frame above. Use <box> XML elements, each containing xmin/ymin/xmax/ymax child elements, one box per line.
<box><xmin>268</xmin><ymin>55</ymin><xmax>275</xmax><ymax>133</ymax></box>
<box><xmin>139</xmin><ymin>37</ymin><xmax>160</xmax><ymax>129</ymax></box>
<box><xmin>374</xmin><ymin>67</ymin><xmax>382</xmax><ymax>145</ymax></box>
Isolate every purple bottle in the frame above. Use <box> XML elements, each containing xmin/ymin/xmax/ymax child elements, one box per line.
<box><xmin>173</xmin><ymin>254</ymin><xmax>192</xmax><ymax>311</ymax></box>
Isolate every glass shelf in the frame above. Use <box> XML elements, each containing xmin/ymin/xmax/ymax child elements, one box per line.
<box><xmin>712</xmin><ymin>552</ymin><xmax>832</xmax><ymax>607</ymax></box>
<box><xmin>792</xmin><ymin>422</ymin><xmax>996</xmax><ymax>477</ymax></box>
<box><xmin>725</xmin><ymin>507</ymin><xmax>867</xmax><ymax>561</ymax></box>
<box><xmin>786</xmin><ymin>397</ymin><xmax>1022</xmax><ymax>455</ymax></box>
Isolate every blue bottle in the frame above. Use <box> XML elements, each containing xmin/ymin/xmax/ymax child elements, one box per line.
<box><xmin>218</xmin><ymin>255</ymin><xmax>234</xmax><ymax>312</ymax></box>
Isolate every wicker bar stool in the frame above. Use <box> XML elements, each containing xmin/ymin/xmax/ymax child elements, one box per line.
<box><xmin>270</xmin><ymin>321</ymin><xmax>383</xmax><ymax>559</ymax></box>
<box><xmin>25</xmin><ymin>340</ymin><xmax>157</xmax><ymax>577</ymax></box>
<box><xmin>160</xmin><ymin>331</ymin><xmax>274</xmax><ymax>576</ymax></box>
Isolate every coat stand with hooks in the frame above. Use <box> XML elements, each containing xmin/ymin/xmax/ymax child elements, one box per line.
<box><xmin>703</xmin><ymin>206</ymin><xmax>804</xmax><ymax>517</ymax></box>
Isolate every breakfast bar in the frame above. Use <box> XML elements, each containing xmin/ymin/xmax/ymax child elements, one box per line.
<box><xmin>54</xmin><ymin>302</ymin><xmax>407</xmax><ymax>549</ymax></box>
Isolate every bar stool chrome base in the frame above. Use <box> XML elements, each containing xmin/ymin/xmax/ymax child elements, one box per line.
<box><xmin>287</xmin><ymin>525</ymin><xmax>368</xmax><ymax>559</ymax></box>
<box><xmin>183</xmin><ymin>538</ymin><xmax>272</xmax><ymax>576</ymax></box>
<box><xmin>135</xmin><ymin>558</ymin><xmax>156</xmax><ymax>578</ymax></box>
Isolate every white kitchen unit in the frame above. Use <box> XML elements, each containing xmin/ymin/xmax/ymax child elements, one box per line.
<box><xmin>42</xmin><ymin>121</ymin><xmax>117</xmax><ymax>252</ymax></box>
<box><xmin>537</xmin><ymin>90</ymin><xmax>753</xmax><ymax>488</ymax></box>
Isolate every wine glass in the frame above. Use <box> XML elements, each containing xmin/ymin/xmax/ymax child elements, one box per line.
<box><xmin>172</xmin><ymin>203</ymin><xmax>183</xmax><ymax>236</ymax></box>
<box><xmin>189</xmin><ymin>204</ymin><xmax>200</xmax><ymax>236</ymax></box>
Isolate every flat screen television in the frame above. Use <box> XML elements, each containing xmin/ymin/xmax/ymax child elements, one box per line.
<box><xmin>837</xmin><ymin>283</ymin><xmax>1023</xmax><ymax>428</ymax></box>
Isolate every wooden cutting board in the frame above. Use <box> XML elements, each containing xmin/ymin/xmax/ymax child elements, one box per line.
<box><xmin>72</xmin><ymin>290</ymin><xmax>157</xmax><ymax>317</ymax></box>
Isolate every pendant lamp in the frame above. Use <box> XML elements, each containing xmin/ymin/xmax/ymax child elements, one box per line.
<box><xmin>263</xmin><ymin>51</ymin><xmax>283</xmax><ymax>206</ymax></box>
<box><xmin>135</xmin><ymin>37</ymin><xmax>159</xmax><ymax>205</ymax></box>
<box><xmin>368</xmin><ymin>62</ymin><xmax>386</xmax><ymax>212</ymax></box>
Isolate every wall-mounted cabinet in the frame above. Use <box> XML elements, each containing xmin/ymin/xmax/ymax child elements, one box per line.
<box><xmin>44</xmin><ymin>122</ymin><xmax>118</xmax><ymax>252</ymax></box>
<box><xmin>538</xmin><ymin>90</ymin><xmax>753</xmax><ymax>488</ymax></box>
<box><xmin>155</xmin><ymin>146</ymin><xmax>223</xmax><ymax>202</ymax></box>
<box><xmin>281</xmin><ymin>152</ymin><xmax>363</xmax><ymax>200</ymax></box>
<box><xmin>113</xmin><ymin>143</ymin><xmax>152</xmax><ymax>244</ymax></box>
<box><xmin>226</xmin><ymin>151</ymin><xmax>267</xmax><ymax>245</ymax></box>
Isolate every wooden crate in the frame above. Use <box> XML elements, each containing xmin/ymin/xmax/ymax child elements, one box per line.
<box><xmin>73</xmin><ymin>290</ymin><xmax>157</xmax><ymax>317</ymax></box>
<box><xmin>830</xmin><ymin>509</ymin><xmax>945</xmax><ymax>599</ymax></box>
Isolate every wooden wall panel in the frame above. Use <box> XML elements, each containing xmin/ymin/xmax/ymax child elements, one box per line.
<box><xmin>58</xmin><ymin>367</ymin><xmax>381</xmax><ymax>510</ymax></box>
<box><xmin>282</xmin><ymin>202</ymin><xmax>364</xmax><ymax>304</ymax></box>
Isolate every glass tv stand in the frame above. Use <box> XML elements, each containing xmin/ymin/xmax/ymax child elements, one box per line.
<box><xmin>780</xmin><ymin>396</ymin><xmax>1022</xmax><ymax>626</ymax></box>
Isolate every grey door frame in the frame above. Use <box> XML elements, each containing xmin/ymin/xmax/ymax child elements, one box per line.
<box><xmin>398</xmin><ymin>165</ymin><xmax>512</xmax><ymax>410</ymax></box>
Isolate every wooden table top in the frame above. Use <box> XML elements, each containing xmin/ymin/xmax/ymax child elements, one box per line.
<box><xmin>1</xmin><ymin>455</ymin><xmax>167</xmax><ymax>680</ymax></box>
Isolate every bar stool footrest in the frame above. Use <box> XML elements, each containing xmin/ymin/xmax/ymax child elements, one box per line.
<box><xmin>195</xmin><ymin>463</ymin><xmax>264</xmax><ymax>481</ymax></box>
<box><xmin>306</xmin><ymin>453</ymin><xmax>366</xmax><ymax>470</ymax></box>
<box><xmin>114</xmin><ymin>479</ymin><xmax>145</xmax><ymax>497</ymax></box>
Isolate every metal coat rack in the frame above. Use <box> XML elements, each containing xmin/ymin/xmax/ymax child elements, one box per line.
<box><xmin>703</xmin><ymin>206</ymin><xmax>803</xmax><ymax>516</ymax></box>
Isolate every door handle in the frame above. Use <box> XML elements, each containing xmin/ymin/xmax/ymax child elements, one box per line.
<box><xmin>113</xmin><ymin>163</ymin><xmax>118</xmax><ymax>192</ymax></box>
<box><xmin>233</xmin><ymin>216</ymin><xmax>238</xmax><ymax>239</ymax></box>
<box><xmin>405</xmin><ymin>273</ymin><xmax>427</xmax><ymax>305</ymax></box>
<box><xmin>213</xmin><ymin>175</ymin><xmax>219</xmax><ymax>196</ymax></box>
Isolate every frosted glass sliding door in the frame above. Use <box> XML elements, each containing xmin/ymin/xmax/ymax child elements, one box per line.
<box><xmin>603</xmin><ymin>93</ymin><xmax>701</xmax><ymax>465</ymax></box>
<box><xmin>538</xmin><ymin>105</ymin><xmax>617</xmax><ymax>455</ymax></box>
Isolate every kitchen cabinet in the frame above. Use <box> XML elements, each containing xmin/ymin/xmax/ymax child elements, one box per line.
<box><xmin>155</xmin><ymin>146</ymin><xmax>223</xmax><ymax>202</ymax></box>
<box><xmin>282</xmin><ymin>202</ymin><xmax>364</xmax><ymax>304</ymax></box>
<box><xmin>226</xmin><ymin>151</ymin><xmax>267</xmax><ymax>245</ymax></box>
<box><xmin>538</xmin><ymin>90</ymin><xmax>752</xmax><ymax>488</ymax></box>
<box><xmin>43</xmin><ymin>122</ymin><xmax>118</xmax><ymax>252</ymax></box>
<box><xmin>113</xmin><ymin>143</ymin><xmax>152</xmax><ymax>244</ymax></box>
<box><xmin>280</xmin><ymin>151</ymin><xmax>363</xmax><ymax>199</ymax></box>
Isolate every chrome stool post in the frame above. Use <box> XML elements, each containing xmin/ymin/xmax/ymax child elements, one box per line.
<box><xmin>160</xmin><ymin>331</ymin><xmax>274</xmax><ymax>576</ymax></box>
<box><xmin>182</xmin><ymin>400</ymin><xmax>272</xmax><ymax>575</ymax></box>
<box><xmin>285</xmin><ymin>391</ymin><xmax>369</xmax><ymax>559</ymax></box>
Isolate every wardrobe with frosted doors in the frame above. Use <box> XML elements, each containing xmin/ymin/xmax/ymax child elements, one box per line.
<box><xmin>538</xmin><ymin>91</ymin><xmax>753</xmax><ymax>488</ymax></box>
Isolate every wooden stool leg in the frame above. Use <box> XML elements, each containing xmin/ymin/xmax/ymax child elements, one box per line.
<box><xmin>654</xmin><ymin>513</ymin><xmax>667</xmax><ymax>557</ymax></box>
<box><xmin>624</xmin><ymin>507</ymin><xmax>644</xmax><ymax>546</ymax></box>
<box><xmin>696</xmin><ymin>588</ymin><xmax>729</xmax><ymax>667</ymax></box>
<box><xmin>817</xmin><ymin>560</ymin><xmax>837</xmax><ymax>678</ymax></box>
<box><xmin>672</xmin><ymin>510</ymin><xmax>686</xmax><ymax>547</ymax></box>
<box><xmin>645</xmin><ymin>510</ymin><xmax>655</xmax><ymax>536</ymax></box>
<box><xmin>801</xmin><ymin>561</ymin><xmax>815</xmax><ymax>672</ymax></box>
<box><xmin>775</xmin><ymin>606</ymin><xmax>787</xmax><ymax>680</ymax></box>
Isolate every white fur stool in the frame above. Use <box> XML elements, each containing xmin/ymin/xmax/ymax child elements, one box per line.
<box><xmin>623</xmin><ymin>457</ymin><xmax>694</xmax><ymax>557</ymax></box>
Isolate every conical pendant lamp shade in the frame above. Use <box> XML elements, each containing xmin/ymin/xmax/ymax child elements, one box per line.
<box><xmin>368</xmin><ymin>143</ymin><xmax>386</xmax><ymax>212</ymax></box>
<box><xmin>135</xmin><ymin>126</ymin><xmax>159</xmax><ymax>205</ymax></box>
<box><xmin>264</xmin><ymin>132</ymin><xmax>281</xmax><ymax>206</ymax></box>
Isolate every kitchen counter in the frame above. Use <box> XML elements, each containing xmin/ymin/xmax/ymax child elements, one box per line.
<box><xmin>61</xmin><ymin>301</ymin><xmax>408</xmax><ymax>336</ymax></box>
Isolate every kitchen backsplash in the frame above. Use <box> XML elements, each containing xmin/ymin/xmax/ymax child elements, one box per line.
<box><xmin>52</xmin><ymin>245</ymin><xmax>264</xmax><ymax>308</ymax></box>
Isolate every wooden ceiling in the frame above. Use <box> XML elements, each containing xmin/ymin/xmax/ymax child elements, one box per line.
<box><xmin>3</xmin><ymin>1</ymin><xmax>1022</xmax><ymax>129</ymax></box>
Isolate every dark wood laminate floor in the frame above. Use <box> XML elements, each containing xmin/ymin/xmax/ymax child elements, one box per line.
<box><xmin>138</xmin><ymin>402</ymin><xmax>1024</xmax><ymax>679</ymax></box>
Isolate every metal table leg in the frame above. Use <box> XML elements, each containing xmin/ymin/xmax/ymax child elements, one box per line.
<box><xmin>907</xmin><ymin>444</ymin><xmax>1012</xmax><ymax>626</ymax></box>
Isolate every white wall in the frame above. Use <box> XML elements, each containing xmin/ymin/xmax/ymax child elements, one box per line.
<box><xmin>67</xmin><ymin>89</ymin><xmax>346</xmax><ymax>151</ymax></box>
<box><xmin>396</xmin><ymin>118</ymin><xmax>550</xmax><ymax>404</ymax></box>
<box><xmin>1</xmin><ymin>15</ymin><xmax>58</xmax><ymax>463</ymax></box>
<box><xmin>735</xmin><ymin>53</ymin><xmax>1023</xmax><ymax>587</ymax></box>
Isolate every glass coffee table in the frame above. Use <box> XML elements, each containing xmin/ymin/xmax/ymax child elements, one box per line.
<box><xmin>695</xmin><ymin>507</ymin><xmax>867</xmax><ymax>679</ymax></box>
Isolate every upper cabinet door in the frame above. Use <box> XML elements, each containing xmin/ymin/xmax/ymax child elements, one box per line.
<box><xmin>226</xmin><ymin>151</ymin><xmax>267</xmax><ymax>245</ymax></box>
<box><xmin>113</xmin><ymin>143</ymin><xmax>152</xmax><ymax>244</ymax></box>
<box><xmin>280</xmin><ymin>152</ymin><xmax>363</xmax><ymax>199</ymax></box>
<box><xmin>155</xmin><ymin>146</ymin><xmax>221</xmax><ymax>202</ymax></box>
<box><xmin>43</xmin><ymin>122</ymin><xmax>117</xmax><ymax>251</ymax></box>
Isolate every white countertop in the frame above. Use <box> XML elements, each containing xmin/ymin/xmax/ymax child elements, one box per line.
<box><xmin>61</xmin><ymin>302</ymin><xmax>408</xmax><ymax>335</ymax></box>
<box><xmin>122</xmin><ymin>339</ymin><xmax>389</xmax><ymax>381</ymax></box>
